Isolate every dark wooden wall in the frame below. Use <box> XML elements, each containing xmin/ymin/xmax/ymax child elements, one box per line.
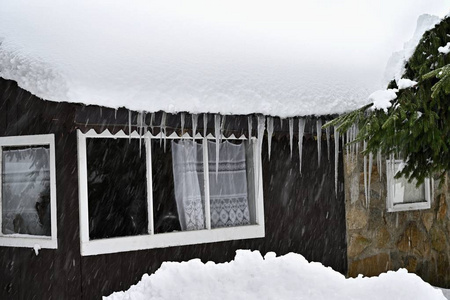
<box><xmin>0</xmin><ymin>78</ymin><xmax>346</xmax><ymax>299</ymax></box>
<box><xmin>0</xmin><ymin>78</ymin><xmax>82</xmax><ymax>299</ymax></box>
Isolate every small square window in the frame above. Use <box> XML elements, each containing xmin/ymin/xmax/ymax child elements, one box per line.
<box><xmin>0</xmin><ymin>135</ymin><xmax>57</xmax><ymax>249</ymax></box>
<box><xmin>386</xmin><ymin>160</ymin><xmax>431</xmax><ymax>212</ymax></box>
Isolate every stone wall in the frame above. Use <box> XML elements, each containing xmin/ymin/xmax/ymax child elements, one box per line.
<box><xmin>344</xmin><ymin>153</ymin><xmax>450</xmax><ymax>287</ymax></box>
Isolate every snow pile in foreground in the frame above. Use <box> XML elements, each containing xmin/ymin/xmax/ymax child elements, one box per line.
<box><xmin>104</xmin><ymin>250</ymin><xmax>445</xmax><ymax>300</ymax></box>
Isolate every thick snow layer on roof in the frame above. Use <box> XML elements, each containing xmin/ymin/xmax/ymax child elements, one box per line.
<box><xmin>104</xmin><ymin>250</ymin><xmax>446</xmax><ymax>300</ymax></box>
<box><xmin>0</xmin><ymin>1</ymin><xmax>449</xmax><ymax>117</ymax></box>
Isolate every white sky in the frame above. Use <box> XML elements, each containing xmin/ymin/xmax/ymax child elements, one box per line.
<box><xmin>0</xmin><ymin>0</ymin><xmax>449</xmax><ymax>116</ymax></box>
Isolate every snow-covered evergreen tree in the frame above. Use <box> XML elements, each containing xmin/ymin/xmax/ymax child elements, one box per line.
<box><xmin>326</xmin><ymin>16</ymin><xmax>450</xmax><ymax>184</ymax></box>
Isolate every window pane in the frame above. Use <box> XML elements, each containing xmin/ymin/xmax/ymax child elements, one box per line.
<box><xmin>87</xmin><ymin>138</ymin><xmax>148</xmax><ymax>240</ymax></box>
<box><xmin>207</xmin><ymin>140</ymin><xmax>254</xmax><ymax>228</ymax></box>
<box><xmin>393</xmin><ymin>174</ymin><xmax>426</xmax><ymax>204</ymax></box>
<box><xmin>2</xmin><ymin>146</ymin><xmax>51</xmax><ymax>236</ymax></box>
<box><xmin>390</xmin><ymin>161</ymin><xmax>426</xmax><ymax>204</ymax></box>
<box><xmin>152</xmin><ymin>140</ymin><xmax>181</xmax><ymax>233</ymax></box>
<box><xmin>154</xmin><ymin>139</ymin><xmax>205</xmax><ymax>233</ymax></box>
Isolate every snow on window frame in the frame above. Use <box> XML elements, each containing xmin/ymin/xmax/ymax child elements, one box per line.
<box><xmin>386</xmin><ymin>159</ymin><xmax>431</xmax><ymax>213</ymax></box>
<box><xmin>0</xmin><ymin>134</ymin><xmax>58</xmax><ymax>249</ymax></box>
<box><xmin>77</xmin><ymin>129</ymin><xmax>265</xmax><ymax>256</ymax></box>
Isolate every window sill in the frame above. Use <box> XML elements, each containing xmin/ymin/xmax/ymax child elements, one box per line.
<box><xmin>80</xmin><ymin>224</ymin><xmax>265</xmax><ymax>256</ymax></box>
<box><xmin>0</xmin><ymin>235</ymin><xmax>57</xmax><ymax>249</ymax></box>
<box><xmin>387</xmin><ymin>201</ymin><xmax>431</xmax><ymax>213</ymax></box>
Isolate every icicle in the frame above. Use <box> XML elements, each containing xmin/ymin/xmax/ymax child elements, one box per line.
<box><xmin>341</xmin><ymin>134</ymin><xmax>345</xmax><ymax>166</ymax></box>
<box><xmin>355</xmin><ymin>125</ymin><xmax>359</xmax><ymax>156</ymax></box>
<box><xmin>316</xmin><ymin>119</ymin><xmax>322</xmax><ymax>166</ymax></box>
<box><xmin>257</xmin><ymin>115</ymin><xmax>266</xmax><ymax>160</ymax></box>
<box><xmin>253</xmin><ymin>115</ymin><xmax>265</xmax><ymax>201</ymax></box>
<box><xmin>431</xmin><ymin>178</ymin><xmax>435</xmax><ymax>204</ymax></box>
<box><xmin>348</xmin><ymin>125</ymin><xmax>355</xmax><ymax>162</ymax></box>
<box><xmin>149</xmin><ymin>112</ymin><xmax>155</xmax><ymax>135</ymax></box>
<box><xmin>280</xmin><ymin>118</ymin><xmax>284</xmax><ymax>130</ymax></box>
<box><xmin>160</xmin><ymin>112</ymin><xmax>167</xmax><ymax>151</ymax></box>
<box><xmin>220</xmin><ymin>115</ymin><xmax>226</xmax><ymax>142</ymax></box>
<box><xmin>180</xmin><ymin>112</ymin><xmax>185</xmax><ymax>136</ymax></box>
<box><xmin>390</xmin><ymin>153</ymin><xmax>396</xmax><ymax>202</ymax></box>
<box><xmin>298</xmin><ymin>118</ymin><xmax>305</xmax><ymax>175</ymax></box>
<box><xmin>192</xmin><ymin>114</ymin><xmax>198</xmax><ymax>141</ymax></box>
<box><xmin>203</xmin><ymin>114</ymin><xmax>208</xmax><ymax>138</ymax></box>
<box><xmin>100</xmin><ymin>107</ymin><xmax>102</xmax><ymax>117</ymax></box>
<box><xmin>350</xmin><ymin>128</ymin><xmax>354</xmax><ymax>163</ymax></box>
<box><xmin>266</xmin><ymin>116</ymin><xmax>274</xmax><ymax>160</ymax></box>
<box><xmin>377</xmin><ymin>151</ymin><xmax>382</xmax><ymax>181</ymax></box>
<box><xmin>143</xmin><ymin>111</ymin><xmax>147</xmax><ymax>131</ymax></box>
<box><xmin>345</xmin><ymin>128</ymin><xmax>350</xmax><ymax>165</ymax></box>
<box><xmin>363</xmin><ymin>141</ymin><xmax>368</xmax><ymax>207</ymax></box>
<box><xmin>289</xmin><ymin>118</ymin><xmax>294</xmax><ymax>158</ymax></box>
<box><xmin>138</xmin><ymin>112</ymin><xmax>144</xmax><ymax>157</ymax></box>
<box><xmin>326</xmin><ymin>126</ymin><xmax>331</xmax><ymax>162</ymax></box>
<box><xmin>334</xmin><ymin>127</ymin><xmax>339</xmax><ymax>196</ymax></box>
<box><xmin>128</xmin><ymin>110</ymin><xmax>132</xmax><ymax>143</ymax></box>
<box><xmin>368</xmin><ymin>151</ymin><xmax>373</xmax><ymax>207</ymax></box>
<box><xmin>214</xmin><ymin>114</ymin><xmax>221</xmax><ymax>178</ymax></box>
<box><xmin>248</xmin><ymin>116</ymin><xmax>253</xmax><ymax>138</ymax></box>
<box><xmin>114</xmin><ymin>108</ymin><xmax>118</xmax><ymax>119</ymax></box>
<box><xmin>350</xmin><ymin>124</ymin><xmax>356</xmax><ymax>161</ymax></box>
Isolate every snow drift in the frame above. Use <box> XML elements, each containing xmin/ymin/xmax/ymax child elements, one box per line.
<box><xmin>104</xmin><ymin>250</ymin><xmax>445</xmax><ymax>300</ymax></box>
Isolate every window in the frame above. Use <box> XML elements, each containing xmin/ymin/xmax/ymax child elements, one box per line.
<box><xmin>386</xmin><ymin>159</ymin><xmax>431</xmax><ymax>212</ymax></box>
<box><xmin>0</xmin><ymin>134</ymin><xmax>57</xmax><ymax>249</ymax></box>
<box><xmin>77</xmin><ymin>130</ymin><xmax>264</xmax><ymax>256</ymax></box>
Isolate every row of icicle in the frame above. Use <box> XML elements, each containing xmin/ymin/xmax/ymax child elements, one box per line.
<box><xmin>120</xmin><ymin>110</ymin><xmax>384</xmax><ymax>199</ymax></box>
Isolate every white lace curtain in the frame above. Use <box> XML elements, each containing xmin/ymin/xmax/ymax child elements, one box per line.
<box><xmin>171</xmin><ymin>140</ymin><xmax>205</xmax><ymax>231</ymax></box>
<box><xmin>207</xmin><ymin>141</ymin><xmax>250</xmax><ymax>228</ymax></box>
<box><xmin>171</xmin><ymin>140</ymin><xmax>250</xmax><ymax>231</ymax></box>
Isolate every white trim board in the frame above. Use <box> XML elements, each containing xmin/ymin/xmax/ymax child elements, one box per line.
<box><xmin>0</xmin><ymin>134</ymin><xmax>58</xmax><ymax>249</ymax></box>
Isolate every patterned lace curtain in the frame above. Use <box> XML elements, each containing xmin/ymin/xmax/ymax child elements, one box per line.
<box><xmin>171</xmin><ymin>140</ymin><xmax>205</xmax><ymax>231</ymax></box>
<box><xmin>207</xmin><ymin>141</ymin><xmax>250</xmax><ymax>228</ymax></box>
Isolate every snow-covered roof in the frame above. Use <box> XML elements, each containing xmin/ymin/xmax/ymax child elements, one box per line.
<box><xmin>0</xmin><ymin>0</ymin><xmax>449</xmax><ymax>117</ymax></box>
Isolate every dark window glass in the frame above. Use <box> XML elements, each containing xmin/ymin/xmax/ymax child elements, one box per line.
<box><xmin>2</xmin><ymin>146</ymin><xmax>51</xmax><ymax>236</ymax></box>
<box><xmin>152</xmin><ymin>140</ymin><xmax>182</xmax><ymax>233</ymax></box>
<box><xmin>87</xmin><ymin>138</ymin><xmax>148</xmax><ymax>240</ymax></box>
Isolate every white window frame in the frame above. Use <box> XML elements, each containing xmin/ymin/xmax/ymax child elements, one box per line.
<box><xmin>0</xmin><ymin>134</ymin><xmax>58</xmax><ymax>249</ymax></box>
<box><xmin>77</xmin><ymin>129</ymin><xmax>265</xmax><ymax>256</ymax></box>
<box><xmin>386</xmin><ymin>159</ymin><xmax>431</xmax><ymax>212</ymax></box>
